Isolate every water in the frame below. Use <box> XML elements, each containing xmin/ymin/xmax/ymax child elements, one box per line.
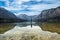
<box><xmin>0</xmin><ymin>22</ymin><xmax>60</xmax><ymax>40</ymax></box>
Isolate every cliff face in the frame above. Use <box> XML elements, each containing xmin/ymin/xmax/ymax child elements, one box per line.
<box><xmin>38</xmin><ymin>7</ymin><xmax>60</xmax><ymax>22</ymax></box>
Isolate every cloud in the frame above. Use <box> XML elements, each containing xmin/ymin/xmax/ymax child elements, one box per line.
<box><xmin>22</xmin><ymin>0</ymin><xmax>60</xmax><ymax>6</ymax></box>
<box><xmin>28</xmin><ymin>3</ymin><xmax>60</xmax><ymax>12</ymax></box>
<box><xmin>0</xmin><ymin>0</ymin><xmax>60</xmax><ymax>16</ymax></box>
<box><xmin>2</xmin><ymin>0</ymin><xmax>30</xmax><ymax>11</ymax></box>
<box><xmin>15</xmin><ymin>11</ymin><xmax>40</xmax><ymax>16</ymax></box>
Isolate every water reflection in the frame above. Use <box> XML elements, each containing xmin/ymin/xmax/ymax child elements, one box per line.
<box><xmin>0</xmin><ymin>22</ymin><xmax>60</xmax><ymax>40</ymax></box>
<box><xmin>14</xmin><ymin>22</ymin><xmax>37</xmax><ymax>27</ymax></box>
<box><xmin>0</xmin><ymin>23</ymin><xmax>15</xmax><ymax>34</ymax></box>
<box><xmin>38</xmin><ymin>22</ymin><xmax>60</xmax><ymax>34</ymax></box>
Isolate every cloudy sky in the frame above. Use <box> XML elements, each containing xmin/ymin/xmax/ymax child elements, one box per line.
<box><xmin>0</xmin><ymin>0</ymin><xmax>60</xmax><ymax>16</ymax></box>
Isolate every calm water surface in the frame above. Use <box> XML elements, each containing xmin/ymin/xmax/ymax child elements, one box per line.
<box><xmin>0</xmin><ymin>22</ymin><xmax>60</xmax><ymax>40</ymax></box>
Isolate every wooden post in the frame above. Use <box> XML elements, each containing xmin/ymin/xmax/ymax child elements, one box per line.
<box><xmin>31</xmin><ymin>17</ymin><xmax>32</xmax><ymax>27</ymax></box>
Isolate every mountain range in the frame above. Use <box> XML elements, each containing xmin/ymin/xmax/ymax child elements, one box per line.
<box><xmin>37</xmin><ymin>6</ymin><xmax>60</xmax><ymax>22</ymax></box>
<box><xmin>0</xmin><ymin>6</ymin><xmax>60</xmax><ymax>22</ymax></box>
<box><xmin>16</xmin><ymin>14</ymin><xmax>38</xmax><ymax>22</ymax></box>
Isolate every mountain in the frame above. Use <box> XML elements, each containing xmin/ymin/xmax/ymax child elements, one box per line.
<box><xmin>16</xmin><ymin>14</ymin><xmax>31</xmax><ymax>21</ymax></box>
<box><xmin>37</xmin><ymin>6</ymin><xmax>60</xmax><ymax>22</ymax></box>
<box><xmin>0</xmin><ymin>7</ymin><xmax>24</xmax><ymax>22</ymax></box>
<box><xmin>16</xmin><ymin>14</ymin><xmax>38</xmax><ymax>22</ymax></box>
<box><xmin>0</xmin><ymin>7</ymin><xmax>17</xmax><ymax>19</ymax></box>
<box><xmin>31</xmin><ymin>15</ymin><xmax>38</xmax><ymax>21</ymax></box>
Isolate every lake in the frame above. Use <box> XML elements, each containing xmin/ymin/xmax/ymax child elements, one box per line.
<box><xmin>0</xmin><ymin>22</ymin><xmax>60</xmax><ymax>40</ymax></box>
